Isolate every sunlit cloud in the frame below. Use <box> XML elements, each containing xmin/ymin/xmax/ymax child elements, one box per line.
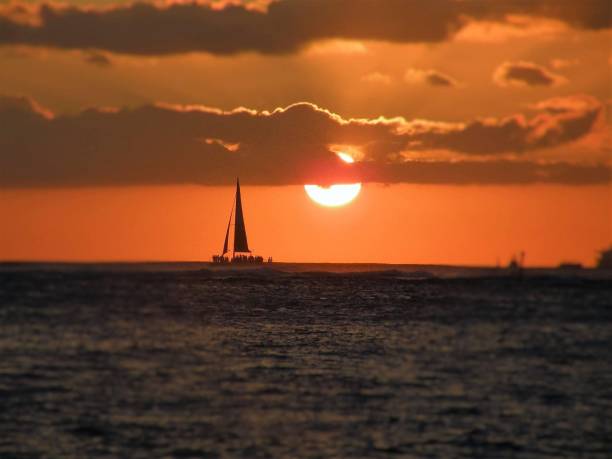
<box><xmin>204</xmin><ymin>137</ymin><xmax>240</xmax><ymax>152</ymax></box>
<box><xmin>0</xmin><ymin>94</ymin><xmax>54</xmax><ymax>119</ymax></box>
<box><xmin>306</xmin><ymin>40</ymin><xmax>368</xmax><ymax>56</ymax></box>
<box><xmin>0</xmin><ymin>94</ymin><xmax>607</xmax><ymax>187</ymax></box>
<box><xmin>329</xmin><ymin>144</ymin><xmax>366</xmax><ymax>162</ymax></box>
<box><xmin>454</xmin><ymin>15</ymin><xmax>569</xmax><ymax>43</ymax></box>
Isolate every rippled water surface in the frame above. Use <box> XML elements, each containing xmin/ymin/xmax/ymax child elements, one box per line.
<box><xmin>1</xmin><ymin>264</ymin><xmax>611</xmax><ymax>458</ymax></box>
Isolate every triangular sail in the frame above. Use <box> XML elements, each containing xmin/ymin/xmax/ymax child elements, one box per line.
<box><xmin>221</xmin><ymin>206</ymin><xmax>232</xmax><ymax>255</ymax></box>
<box><xmin>233</xmin><ymin>178</ymin><xmax>250</xmax><ymax>253</ymax></box>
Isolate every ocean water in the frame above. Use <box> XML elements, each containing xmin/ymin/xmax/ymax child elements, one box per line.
<box><xmin>0</xmin><ymin>264</ymin><xmax>611</xmax><ymax>458</ymax></box>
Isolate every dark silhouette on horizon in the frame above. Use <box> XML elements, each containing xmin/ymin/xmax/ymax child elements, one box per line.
<box><xmin>212</xmin><ymin>178</ymin><xmax>269</xmax><ymax>265</ymax></box>
<box><xmin>597</xmin><ymin>247</ymin><xmax>612</xmax><ymax>269</ymax></box>
<box><xmin>507</xmin><ymin>251</ymin><xmax>525</xmax><ymax>279</ymax></box>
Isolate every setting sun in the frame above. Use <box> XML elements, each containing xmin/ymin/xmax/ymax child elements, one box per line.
<box><xmin>304</xmin><ymin>151</ymin><xmax>362</xmax><ymax>207</ymax></box>
<box><xmin>304</xmin><ymin>183</ymin><xmax>362</xmax><ymax>207</ymax></box>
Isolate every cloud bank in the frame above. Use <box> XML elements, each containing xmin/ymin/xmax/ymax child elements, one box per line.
<box><xmin>0</xmin><ymin>0</ymin><xmax>610</xmax><ymax>55</ymax></box>
<box><xmin>0</xmin><ymin>94</ymin><xmax>608</xmax><ymax>187</ymax></box>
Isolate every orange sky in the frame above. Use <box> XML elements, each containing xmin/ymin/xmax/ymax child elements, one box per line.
<box><xmin>0</xmin><ymin>0</ymin><xmax>610</xmax><ymax>265</ymax></box>
<box><xmin>1</xmin><ymin>185</ymin><xmax>609</xmax><ymax>266</ymax></box>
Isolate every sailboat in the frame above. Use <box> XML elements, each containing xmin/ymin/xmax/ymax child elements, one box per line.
<box><xmin>212</xmin><ymin>178</ymin><xmax>269</xmax><ymax>264</ymax></box>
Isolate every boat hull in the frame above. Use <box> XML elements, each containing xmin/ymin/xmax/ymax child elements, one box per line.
<box><xmin>211</xmin><ymin>255</ymin><xmax>268</xmax><ymax>264</ymax></box>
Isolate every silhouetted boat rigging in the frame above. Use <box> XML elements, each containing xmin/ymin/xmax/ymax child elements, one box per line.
<box><xmin>212</xmin><ymin>179</ymin><xmax>270</xmax><ymax>264</ymax></box>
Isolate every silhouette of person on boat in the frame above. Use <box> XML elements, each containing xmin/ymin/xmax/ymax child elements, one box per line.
<box><xmin>212</xmin><ymin>179</ymin><xmax>271</xmax><ymax>264</ymax></box>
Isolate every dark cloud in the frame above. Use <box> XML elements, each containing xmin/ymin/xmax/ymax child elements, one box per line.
<box><xmin>426</xmin><ymin>73</ymin><xmax>457</xmax><ymax>87</ymax></box>
<box><xmin>83</xmin><ymin>50</ymin><xmax>111</xmax><ymax>67</ymax></box>
<box><xmin>0</xmin><ymin>95</ymin><xmax>607</xmax><ymax>187</ymax></box>
<box><xmin>404</xmin><ymin>68</ymin><xmax>460</xmax><ymax>87</ymax></box>
<box><xmin>0</xmin><ymin>0</ymin><xmax>609</xmax><ymax>55</ymax></box>
<box><xmin>494</xmin><ymin>61</ymin><xmax>566</xmax><ymax>87</ymax></box>
<box><xmin>409</xmin><ymin>101</ymin><xmax>601</xmax><ymax>154</ymax></box>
